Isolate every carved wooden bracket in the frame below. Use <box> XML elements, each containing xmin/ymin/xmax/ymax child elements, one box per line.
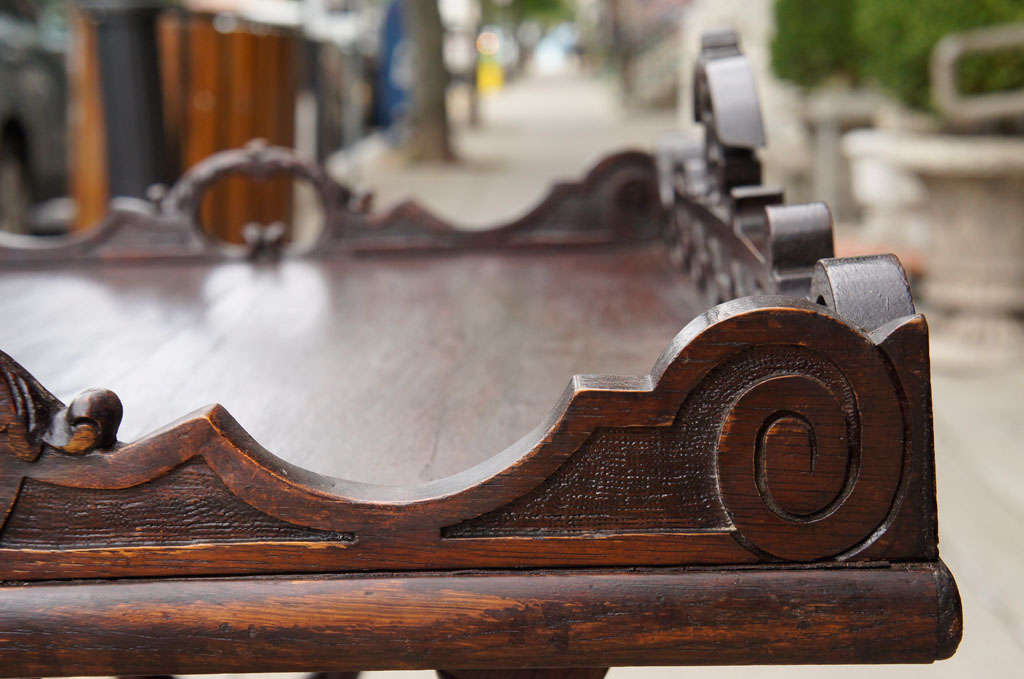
<box><xmin>660</xmin><ymin>29</ymin><xmax>834</xmax><ymax>305</ymax></box>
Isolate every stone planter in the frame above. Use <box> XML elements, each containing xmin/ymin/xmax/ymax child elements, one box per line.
<box><xmin>804</xmin><ymin>88</ymin><xmax>882</xmax><ymax>227</ymax></box>
<box><xmin>845</xmin><ymin>128</ymin><xmax>1024</xmax><ymax>367</ymax></box>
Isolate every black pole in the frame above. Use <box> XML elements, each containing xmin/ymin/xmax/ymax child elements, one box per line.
<box><xmin>80</xmin><ymin>1</ymin><xmax>169</xmax><ymax>199</ymax></box>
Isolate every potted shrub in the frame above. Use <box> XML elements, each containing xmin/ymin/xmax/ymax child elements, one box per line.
<box><xmin>838</xmin><ymin>0</ymin><xmax>1024</xmax><ymax>365</ymax></box>
<box><xmin>770</xmin><ymin>0</ymin><xmax>884</xmax><ymax>233</ymax></box>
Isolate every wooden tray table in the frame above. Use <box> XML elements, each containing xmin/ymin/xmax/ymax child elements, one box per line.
<box><xmin>0</xmin><ymin>31</ymin><xmax>960</xmax><ymax>677</ymax></box>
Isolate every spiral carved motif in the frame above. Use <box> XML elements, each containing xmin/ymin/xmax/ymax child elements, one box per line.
<box><xmin>672</xmin><ymin>309</ymin><xmax>907</xmax><ymax>561</ymax></box>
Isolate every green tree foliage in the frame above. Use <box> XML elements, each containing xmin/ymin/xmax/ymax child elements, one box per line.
<box><xmin>481</xmin><ymin>0</ymin><xmax>573</xmax><ymax>26</ymax></box>
<box><xmin>772</xmin><ymin>0</ymin><xmax>1024</xmax><ymax>112</ymax></box>
<box><xmin>855</xmin><ymin>0</ymin><xmax>1024</xmax><ymax>111</ymax></box>
<box><xmin>771</xmin><ymin>0</ymin><xmax>862</xmax><ymax>88</ymax></box>
<box><xmin>515</xmin><ymin>0</ymin><xmax>573</xmax><ymax>22</ymax></box>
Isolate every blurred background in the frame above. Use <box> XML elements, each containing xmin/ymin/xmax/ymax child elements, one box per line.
<box><xmin>1</xmin><ymin>0</ymin><xmax>1021</xmax><ymax>675</ymax></box>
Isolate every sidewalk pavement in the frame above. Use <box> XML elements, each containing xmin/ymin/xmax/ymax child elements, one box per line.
<box><xmin>335</xmin><ymin>73</ymin><xmax>677</xmax><ymax>228</ymax></box>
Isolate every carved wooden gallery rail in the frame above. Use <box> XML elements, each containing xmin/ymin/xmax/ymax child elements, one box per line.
<box><xmin>0</xmin><ymin>141</ymin><xmax>663</xmax><ymax>261</ymax></box>
<box><xmin>0</xmin><ymin>31</ymin><xmax>959</xmax><ymax>676</ymax></box>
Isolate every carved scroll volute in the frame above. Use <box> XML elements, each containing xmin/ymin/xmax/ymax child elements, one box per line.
<box><xmin>0</xmin><ymin>367</ymin><xmax>44</xmax><ymax>462</ymax></box>
<box><xmin>694</xmin><ymin>306</ymin><xmax>907</xmax><ymax>562</ymax></box>
<box><xmin>1</xmin><ymin>353</ymin><xmax>122</xmax><ymax>462</ymax></box>
<box><xmin>693</xmin><ymin>30</ymin><xmax>765</xmax><ymax>200</ymax></box>
<box><xmin>42</xmin><ymin>388</ymin><xmax>123</xmax><ymax>455</ymax></box>
<box><xmin>1</xmin><ymin>353</ymin><xmax>123</xmax><ymax>532</ymax></box>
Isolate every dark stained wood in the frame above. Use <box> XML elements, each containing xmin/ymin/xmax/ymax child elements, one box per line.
<box><xmin>0</xmin><ymin>28</ymin><xmax>961</xmax><ymax>676</ymax></box>
<box><xmin>660</xmin><ymin>30</ymin><xmax>834</xmax><ymax>304</ymax></box>
<box><xmin>0</xmin><ymin>248</ymin><xmax>695</xmax><ymax>485</ymax></box>
<box><xmin>442</xmin><ymin>421</ymin><xmax>730</xmax><ymax>537</ymax></box>
<box><xmin>0</xmin><ymin>246</ymin><xmax>772</xmax><ymax>580</ymax></box>
<box><xmin>2</xmin><ymin>461</ymin><xmax>353</xmax><ymax>549</ymax></box>
<box><xmin>0</xmin><ymin>564</ymin><xmax>958</xmax><ymax>677</ymax></box>
<box><xmin>0</xmin><ymin>274</ymin><xmax>941</xmax><ymax>581</ymax></box>
<box><xmin>328</xmin><ymin>149</ymin><xmax>661</xmax><ymax>253</ymax></box>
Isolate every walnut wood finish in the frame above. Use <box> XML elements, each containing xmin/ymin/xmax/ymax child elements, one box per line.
<box><xmin>0</xmin><ymin>247</ymin><xmax>960</xmax><ymax>669</ymax></box>
<box><xmin>0</xmin><ymin>249</ymin><xmax>692</xmax><ymax>487</ymax></box>
<box><xmin>0</xmin><ymin>29</ymin><xmax>960</xmax><ymax>675</ymax></box>
<box><xmin>0</xmin><ymin>565</ymin><xmax>959</xmax><ymax>676</ymax></box>
<box><xmin>0</xmin><ymin>281</ymin><xmax>937</xmax><ymax>579</ymax></box>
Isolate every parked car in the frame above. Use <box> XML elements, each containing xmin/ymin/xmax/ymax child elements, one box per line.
<box><xmin>0</xmin><ymin>1</ymin><xmax>68</xmax><ymax>234</ymax></box>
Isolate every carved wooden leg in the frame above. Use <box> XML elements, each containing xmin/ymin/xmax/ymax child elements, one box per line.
<box><xmin>439</xmin><ymin>669</ymin><xmax>608</xmax><ymax>679</ymax></box>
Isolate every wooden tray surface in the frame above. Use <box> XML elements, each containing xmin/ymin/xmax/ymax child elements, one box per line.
<box><xmin>0</xmin><ymin>246</ymin><xmax>698</xmax><ymax>485</ymax></box>
<box><xmin>0</xmin><ymin>30</ymin><xmax>962</xmax><ymax>673</ymax></box>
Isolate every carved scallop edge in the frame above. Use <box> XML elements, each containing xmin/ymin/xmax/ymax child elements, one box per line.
<box><xmin>0</xmin><ymin>294</ymin><xmax>925</xmax><ymax>563</ymax></box>
<box><xmin>0</xmin><ymin>201</ymin><xmax>203</xmax><ymax>264</ymax></box>
<box><xmin>0</xmin><ymin>147</ymin><xmax>661</xmax><ymax>264</ymax></box>
<box><xmin>329</xmin><ymin>149</ymin><xmax>661</xmax><ymax>252</ymax></box>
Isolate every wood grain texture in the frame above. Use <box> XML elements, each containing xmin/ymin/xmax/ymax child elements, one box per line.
<box><xmin>0</xmin><ymin>26</ymin><xmax>962</xmax><ymax>674</ymax></box>
<box><xmin>1</xmin><ymin>460</ymin><xmax>353</xmax><ymax>549</ymax></box>
<box><xmin>0</xmin><ymin>278</ymin><xmax>933</xmax><ymax>579</ymax></box>
<box><xmin>0</xmin><ymin>248</ymin><xmax>693</xmax><ymax>484</ymax></box>
<box><xmin>0</xmin><ymin>564</ymin><xmax>959</xmax><ymax>676</ymax></box>
<box><xmin>443</xmin><ymin>423</ymin><xmax>728</xmax><ymax>537</ymax></box>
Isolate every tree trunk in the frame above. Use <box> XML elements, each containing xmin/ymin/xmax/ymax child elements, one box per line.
<box><xmin>609</xmin><ymin>0</ymin><xmax>633</xmax><ymax>98</ymax></box>
<box><xmin>403</xmin><ymin>0</ymin><xmax>454</xmax><ymax>162</ymax></box>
